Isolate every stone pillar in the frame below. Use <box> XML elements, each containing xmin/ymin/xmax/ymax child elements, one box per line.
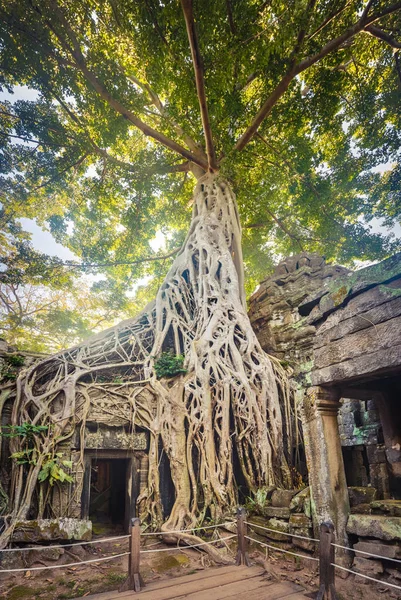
<box><xmin>302</xmin><ymin>386</ymin><xmax>350</xmax><ymax>548</ymax></box>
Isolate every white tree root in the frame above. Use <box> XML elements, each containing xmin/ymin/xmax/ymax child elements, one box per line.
<box><xmin>0</xmin><ymin>174</ymin><xmax>295</xmax><ymax>555</ymax></box>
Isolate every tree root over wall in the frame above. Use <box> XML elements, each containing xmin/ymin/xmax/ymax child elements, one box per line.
<box><xmin>0</xmin><ymin>174</ymin><xmax>298</xmax><ymax>554</ymax></box>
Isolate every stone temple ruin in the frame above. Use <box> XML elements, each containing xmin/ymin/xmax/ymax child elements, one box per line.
<box><xmin>249</xmin><ymin>251</ymin><xmax>401</xmax><ymax>579</ymax></box>
<box><xmin>1</xmin><ymin>251</ymin><xmax>401</xmax><ymax>581</ymax></box>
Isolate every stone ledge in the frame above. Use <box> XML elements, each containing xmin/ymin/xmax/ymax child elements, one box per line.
<box><xmin>354</xmin><ymin>540</ymin><xmax>401</xmax><ymax>560</ymax></box>
<box><xmin>12</xmin><ymin>518</ymin><xmax>92</xmax><ymax>543</ymax></box>
<box><xmin>347</xmin><ymin>514</ymin><xmax>401</xmax><ymax>541</ymax></box>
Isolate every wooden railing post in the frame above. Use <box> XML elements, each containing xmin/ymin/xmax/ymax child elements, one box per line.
<box><xmin>235</xmin><ymin>507</ymin><xmax>250</xmax><ymax>566</ymax></box>
<box><xmin>316</xmin><ymin>522</ymin><xmax>338</xmax><ymax>600</ymax></box>
<box><xmin>120</xmin><ymin>517</ymin><xmax>141</xmax><ymax>592</ymax></box>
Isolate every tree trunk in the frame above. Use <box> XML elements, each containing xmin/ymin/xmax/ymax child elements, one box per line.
<box><xmin>2</xmin><ymin>173</ymin><xmax>294</xmax><ymax>547</ymax></box>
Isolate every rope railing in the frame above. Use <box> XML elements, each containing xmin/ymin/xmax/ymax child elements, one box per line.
<box><xmin>141</xmin><ymin>535</ymin><xmax>237</xmax><ymax>553</ymax></box>
<box><xmin>317</xmin><ymin>522</ymin><xmax>401</xmax><ymax>598</ymax></box>
<box><xmin>332</xmin><ymin>542</ymin><xmax>401</xmax><ymax>565</ymax></box>
<box><xmin>0</xmin><ymin>519</ymin><xmax>237</xmax><ymax>589</ymax></box>
<box><xmin>124</xmin><ymin>517</ymin><xmax>239</xmax><ymax>592</ymax></box>
<box><xmin>245</xmin><ymin>535</ymin><xmax>319</xmax><ymax>562</ymax></box>
<box><xmin>140</xmin><ymin>521</ymin><xmax>235</xmax><ymax>536</ymax></box>
<box><xmin>0</xmin><ymin>534</ymin><xmax>129</xmax><ymax>553</ymax></box>
<box><xmin>332</xmin><ymin>563</ymin><xmax>401</xmax><ymax>591</ymax></box>
<box><xmin>0</xmin><ymin>552</ymin><xmax>130</xmax><ymax>573</ymax></box>
<box><xmin>245</xmin><ymin>520</ymin><xmax>319</xmax><ymax>543</ymax></box>
<box><xmin>5</xmin><ymin>510</ymin><xmax>400</xmax><ymax>596</ymax></box>
<box><xmin>0</xmin><ymin>521</ymin><xmax>235</xmax><ymax>582</ymax></box>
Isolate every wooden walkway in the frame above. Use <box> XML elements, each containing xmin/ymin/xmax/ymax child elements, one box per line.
<box><xmin>79</xmin><ymin>565</ymin><xmax>311</xmax><ymax>600</ymax></box>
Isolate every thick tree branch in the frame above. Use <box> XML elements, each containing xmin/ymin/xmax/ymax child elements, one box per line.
<box><xmin>235</xmin><ymin>1</ymin><xmax>317</xmax><ymax>151</ymax></box>
<box><xmin>235</xmin><ymin>1</ymin><xmax>401</xmax><ymax>152</ymax></box>
<box><xmin>44</xmin><ymin>0</ymin><xmax>208</xmax><ymax>171</ymax></box>
<box><xmin>364</xmin><ymin>25</ymin><xmax>401</xmax><ymax>49</ymax></box>
<box><xmin>88</xmin><ymin>138</ymin><xmax>191</xmax><ymax>175</ymax></box>
<box><xmin>125</xmin><ymin>71</ymin><xmax>207</xmax><ymax>163</ymax></box>
<box><xmin>180</xmin><ymin>0</ymin><xmax>218</xmax><ymax>171</ymax></box>
<box><xmin>366</xmin><ymin>2</ymin><xmax>401</xmax><ymax>23</ymax></box>
<box><xmin>46</xmin><ymin>89</ymin><xmax>190</xmax><ymax>176</ymax></box>
<box><xmin>234</xmin><ymin>70</ymin><xmax>297</xmax><ymax>151</ymax></box>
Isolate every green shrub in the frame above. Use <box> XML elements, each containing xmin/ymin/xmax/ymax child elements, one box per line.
<box><xmin>154</xmin><ymin>352</ymin><xmax>187</xmax><ymax>379</ymax></box>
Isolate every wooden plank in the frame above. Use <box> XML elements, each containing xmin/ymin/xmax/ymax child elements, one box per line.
<box><xmin>86</xmin><ymin>566</ymin><xmax>263</xmax><ymax>600</ymax></box>
<box><xmin>276</xmin><ymin>595</ymin><xmax>310</xmax><ymax>600</ymax></box>
<box><xmin>81</xmin><ymin>565</ymin><xmax>240</xmax><ymax>600</ymax></box>
<box><xmin>131</xmin><ymin>567</ymin><xmax>265</xmax><ymax>600</ymax></box>
<box><xmin>173</xmin><ymin>573</ymin><xmax>271</xmax><ymax>599</ymax></box>
<box><xmin>140</xmin><ymin>564</ymin><xmax>239</xmax><ymax>591</ymax></box>
<box><xmin>241</xmin><ymin>582</ymin><xmax>306</xmax><ymax>599</ymax></box>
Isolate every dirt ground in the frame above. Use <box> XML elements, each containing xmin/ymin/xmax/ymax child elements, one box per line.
<box><xmin>2</xmin><ymin>535</ymin><xmax>401</xmax><ymax>600</ymax></box>
<box><xmin>0</xmin><ymin>532</ymin><xmax>235</xmax><ymax>600</ymax></box>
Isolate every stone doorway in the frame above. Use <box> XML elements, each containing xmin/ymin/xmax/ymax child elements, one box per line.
<box><xmin>89</xmin><ymin>458</ymin><xmax>128</xmax><ymax>530</ymax></box>
<box><xmin>81</xmin><ymin>450</ymin><xmax>138</xmax><ymax>534</ymax></box>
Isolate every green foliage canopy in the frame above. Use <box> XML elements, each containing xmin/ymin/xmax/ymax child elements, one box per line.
<box><xmin>1</xmin><ymin>0</ymin><xmax>401</xmax><ymax>303</ymax></box>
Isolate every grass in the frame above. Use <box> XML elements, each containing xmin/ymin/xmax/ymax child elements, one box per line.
<box><xmin>106</xmin><ymin>572</ymin><xmax>126</xmax><ymax>585</ymax></box>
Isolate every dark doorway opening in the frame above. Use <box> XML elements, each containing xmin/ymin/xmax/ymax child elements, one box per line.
<box><xmin>89</xmin><ymin>458</ymin><xmax>128</xmax><ymax>530</ymax></box>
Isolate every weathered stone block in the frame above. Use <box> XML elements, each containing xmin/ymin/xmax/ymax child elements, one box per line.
<box><xmin>348</xmin><ymin>486</ymin><xmax>377</xmax><ymax>507</ymax></box>
<box><xmin>366</xmin><ymin>445</ymin><xmax>387</xmax><ymax>465</ymax></box>
<box><xmin>289</xmin><ymin>487</ymin><xmax>311</xmax><ymax>517</ymax></box>
<box><xmin>350</xmin><ymin>504</ymin><xmax>371</xmax><ymax>514</ymax></box>
<box><xmin>12</xmin><ymin>518</ymin><xmax>92</xmax><ymax>542</ymax></box>
<box><xmin>271</xmin><ymin>489</ymin><xmax>298</xmax><ymax>508</ymax></box>
<box><xmin>371</xmin><ymin>499</ymin><xmax>401</xmax><ymax>517</ymax></box>
<box><xmin>66</xmin><ymin>544</ymin><xmax>88</xmax><ymax>559</ymax></box>
<box><xmin>354</xmin><ymin>557</ymin><xmax>383</xmax><ymax>578</ymax></box>
<box><xmin>370</xmin><ymin>463</ymin><xmax>390</xmax><ymax>497</ymax></box>
<box><xmin>289</xmin><ymin>514</ymin><xmax>312</xmax><ymax>529</ymax></box>
<box><xmin>341</xmin><ymin>413</ymin><xmax>356</xmax><ymax>427</ymax></box>
<box><xmin>76</xmin><ymin>427</ymin><xmax>148</xmax><ymax>450</ymax></box>
<box><xmin>290</xmin><ymin>527</ymin><xmax>316</xmax><ymax>552</ymax></box>
<box><xmin>386</xmin><ymin>567</ymin><xmax>401</xmax><ymax>581</ymax></box>
<box><xmin>261</xmin><ymin>506</ymin><xmax>290</xmax><ymax>519</ymax></box>
<box><xmin>249</xmin><ymin>516</ymin><xmax>290</xmax><ymax>541</ymax></box>
<box><xmin>354</xmin><ymin>540</ymin><xmax>401</xmax><ymax>560</ymax></box>
<box><xmin>27</xmin><ymin>547</ymin><xmax>64</xmax><ymax>565</ymax></box>
<box><xmin>347</xmin><ymin>514</ymin><xmax>401</xmax><ymax>541</ymax></box>
<box><xmin>364</xmin><ymin>410</ymin><xmax>379</xmax><ymax>424</ymax></box>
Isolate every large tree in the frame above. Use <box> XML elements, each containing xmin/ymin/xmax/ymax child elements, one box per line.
<box><xmin>0</xmin><ymin>0</ymin><xmax>401</xmax><ymax>543</ymax></box>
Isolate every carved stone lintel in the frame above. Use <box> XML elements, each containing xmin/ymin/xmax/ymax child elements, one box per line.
<box><xmin>307</xmin><ymin>386</ymin><xmax>341</xmax><ymax>417</ymax></box>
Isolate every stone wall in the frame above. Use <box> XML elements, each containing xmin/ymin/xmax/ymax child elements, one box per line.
<box><xmin>248</xmin><ymin>253</ymin><xmax>348</xmax><ymax>390</ymax></box>
<box><xmin>339</xmin><ymin>398</ymin><xmax>390</xmax><ymax>498</ymax></box>
<box><xmin>249</xmin><ymin>251</ymin><xmax>401</xmax><ymax>580</ymax></box>
<box><xmin>247</xmin><ymin>486</ymin><xmax>317</xmax><ymax>555</ymax></box>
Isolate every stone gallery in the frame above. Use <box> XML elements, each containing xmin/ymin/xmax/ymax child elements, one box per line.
<box><xmin>1</xmin><ymin>251</ymin><xmax>401</xmax><ymax>579</ymax></box>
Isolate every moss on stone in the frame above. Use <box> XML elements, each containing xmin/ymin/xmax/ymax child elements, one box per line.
<box><xmin>7</xmin><ymin>586</ymin><xmax>41</xmax><ymax>600</ymax></box>
<box><xmin>325</xmin><ymin>253</ymin><xmax>401</xmax><ymax>306</ymax></box>
<box><xmin>332</xmin><ymin>285</ymin><xmax>348</xmax><ymax>307</ymax></box>
<box><xmin>290</xmin><ymin>317</ymin><xmax>307</xmax><ymax>330</ymax></box>
<box><xmin>152</xmin><ymin>553</ymin><xmax>189</xmax><ymax>572</ymax></box>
